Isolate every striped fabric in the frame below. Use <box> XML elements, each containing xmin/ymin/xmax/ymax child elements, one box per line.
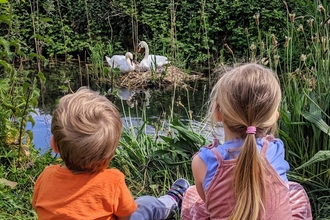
<box><xmin>181</xmin><ymin>182</ymin><xmax>312</xmax><ymax>220</ymax></box>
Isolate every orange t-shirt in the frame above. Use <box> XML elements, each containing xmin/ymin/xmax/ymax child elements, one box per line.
<box><xmin>32</xmin><ymin>165</ymin><xmax>137</xmax><ymax>220</ymax></box>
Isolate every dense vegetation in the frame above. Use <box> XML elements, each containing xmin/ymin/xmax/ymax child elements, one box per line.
<box><xmin>0</xmin><ymin>0</ymin><xmax>314</xmax><ymax>68</ymax></box>
<box><xmin>1</xmin><ymin>0</ymin><xmax>330</xmax><ymax>219</ymax></box>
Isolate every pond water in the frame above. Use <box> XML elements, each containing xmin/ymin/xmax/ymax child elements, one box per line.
<box><xmin>28</xmin><ymin>110</ymin><xmax>52</xmax><ymax>154</ymax></box>
<box><xmin>30</xmin><ymin>64</ymin><xmax>224</xmax><ymax>154</ymax></box>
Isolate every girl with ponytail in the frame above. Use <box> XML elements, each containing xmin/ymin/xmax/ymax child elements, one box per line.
<box><xmin>182</xmin><ymin>63</ymin><xmax>312</xmax><ymax>220</ymax></box>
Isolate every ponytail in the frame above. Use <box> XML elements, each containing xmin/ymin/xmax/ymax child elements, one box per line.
<box><xmin>228</xmin><ymin>130</ymin><xmax>266</xmax><ymax>220</ymax></box>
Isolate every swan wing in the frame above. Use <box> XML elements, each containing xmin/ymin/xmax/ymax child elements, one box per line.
<box><xmin>105</xmin><ymin>55</ymin><xmax>135</xmax><ymax>73</ymax></box>
<box><xmin>148</xmin><ymin>55</ymin><xmax>169</xmax><ymax>67</ymax></box>
<box><xmin>105</xmin><ymin>56</ymin><xmax>114</xmax><ymax>67</ymax></box>
<box><xmin>105</xmin><ymin>55</ymin><xmax>125</xmax><ymax>67</ymax></box>
<box><xmin>138</xmin><ymin>60</ymin><xmax>150</xmax><ymax>72</ymax></box>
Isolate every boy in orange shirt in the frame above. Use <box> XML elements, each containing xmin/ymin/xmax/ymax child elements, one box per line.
<box><xmin>32</xmin><ymin>87</ymin><xmax>189</xmax><ymax>220</ymax></box>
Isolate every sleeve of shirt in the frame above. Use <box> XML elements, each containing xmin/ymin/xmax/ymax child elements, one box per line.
<box><xmin>198</xmin><ymin>147</ymin><xmax>219</xmax><ymax>190</ymax></box>
<box><xmin>266</xmin><ymin>138</ymin><xmax>290</xmax><ymax>182</ymax></box>
<box><xmin>198</xmin><ymin>147</ymin><xmax>218</xmax><ymax>169</ymax></box>
<box><xmin>114</xmin><ymin>174</ymin><xmax>138</xmax><ymax>217</ymax></box>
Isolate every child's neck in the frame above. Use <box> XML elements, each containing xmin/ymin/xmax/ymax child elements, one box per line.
<box><xmin>60</xmin><ymin>164</ymin><xmax>69</xmax><ymax>170</ymax></box>
<box><xmin>223</xmin><ymin>123</ymin><xmax>240</xmax><ymax>141</ymax></box>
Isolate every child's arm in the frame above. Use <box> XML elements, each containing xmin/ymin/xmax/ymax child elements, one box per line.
<box><xmin>113</xmin><ymin>171</ymin><xmax>138</xmax><ymax>219</ymax></box>
<box><xmin>191</xmin><ymin>155</ymin><xmax>207</xmax><ymax>201</ymax></box>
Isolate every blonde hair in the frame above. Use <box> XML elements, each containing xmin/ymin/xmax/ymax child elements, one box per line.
<box><xmin>51</xmin><ymin>87</ymin><xmax>122</xmax><ymax>174</ymax></box>
<box><xmin>208</xmin><ymin>63</ymin><xmax>281</xmax><ymax>220</ymax></box>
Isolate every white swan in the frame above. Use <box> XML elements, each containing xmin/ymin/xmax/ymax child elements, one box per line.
<box><xmin>137</xmin><ymin>41</ymin><xmax>170</xmax><ymax>71</ymax></box>
<box><xmin>105</xmin><ymin>52</ymin><xmax>135</xmax><ymax>73</ymax></box>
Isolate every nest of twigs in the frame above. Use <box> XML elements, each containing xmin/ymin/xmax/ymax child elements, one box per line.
<box><xmin>115</xmin><ymin>65</ymin><xmax>202</xmax><ymax>90</ymax></box>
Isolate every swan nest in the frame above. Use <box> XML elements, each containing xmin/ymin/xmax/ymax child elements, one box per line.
<box><xmin>114</xmin><ymin>65</ymin><xmax>202</xmax><ymax>90</ymax></box>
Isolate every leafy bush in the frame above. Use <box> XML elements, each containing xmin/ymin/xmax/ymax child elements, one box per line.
<box><xmin>2</xmin><ymin>0</ymin><xmax>311</xmax><ymax>68</ymax></box>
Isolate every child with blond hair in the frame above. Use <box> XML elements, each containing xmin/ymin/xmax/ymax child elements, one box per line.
<box><xmin>33</xmin><ymin>87</ymin><xmax>189</xmax><ymax>220</ymax></box>
<box><xmin>181</xmin><ymin>64</ymin><xmax>312</xmax><ymax>220</ymax></box>
<box><xmin>32</xmin><ymin>88</ymin><xmax>136</xmax><ymax>219</ymax></box>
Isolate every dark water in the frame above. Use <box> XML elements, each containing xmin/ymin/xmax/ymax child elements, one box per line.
<box><xmin>29</xmin><ymin>64</ymin><xmax>224</xmax><ymax>153</ymax></box>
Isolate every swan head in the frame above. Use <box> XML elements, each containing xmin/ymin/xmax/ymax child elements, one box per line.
<box><xmin>137</xmin><ymin>41</ymin><xmax>148</xmax><ymax>52</ymax></box>
<box><xmin>125</xmin><ymin>52</ymin><xmax>134</xmax><ymax>66</ymax></box>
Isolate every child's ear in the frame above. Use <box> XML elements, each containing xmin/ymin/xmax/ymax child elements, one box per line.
<box><xmin>50</xmin><ymin>136</ymin><xmax>59</xmax><ymax>154</ymax></box>
<box><xmin>216</xmin><ymin>110</ymin><xmax>223</xmax><ymax>122</ymax></box>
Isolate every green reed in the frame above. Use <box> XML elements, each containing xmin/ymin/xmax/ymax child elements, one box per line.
<box><xmin>110</xmin><ymin>87</ymin><xmax>208</xmax><ymax>200</ymax></box>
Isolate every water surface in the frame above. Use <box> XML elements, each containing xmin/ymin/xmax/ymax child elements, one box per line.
<box><xmin>31</xmin><ymin>64</ymin><xmax>223</xmax><ymax>153</ymax></box>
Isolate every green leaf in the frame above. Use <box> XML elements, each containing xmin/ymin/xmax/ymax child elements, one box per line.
<box><xmin>27</xmin><ymin>114</ymin><xmax>35</xmax><ymax>127</ymax></box>
<box><xmin>0</xmin><ymin>14</ymin><xmax>11</xmax><ymax>24</ymax></box>
<box><xmin>29</xmin><ymin>52</ymin><xmax>39</xmax><ymax>59</ymax></box>
<box><xmin>38</xmin><ymin>71</ymin><xmax>46</xmax><ymax>83</ymax></box>
<box><xmin>295</xmin><ymin>151</ymin><xmax>330</xmax><ymax>170</ymax></box>
<box><xmin>0</xmin><ymin>78</ymin><xmax>10</xmax><ymax>96</ymax></box>
<box><xmin>0</xmin><ymin>60</ymin><xmax>14</xmax><ymax>72</ymax></box>
<box><xmin>26</xmin><ymin>129</ymin><xmax>34</xmax><ymax>143</ymax></box>
<box><xmin>40</xmin><ymin>17</ymin><xmax>52</xmax><ymax>23</ymax></box>
<box><xmin>22</xmin><ymin>82</ymin><xmax>30</xmax><ymax>93</ymax></box>
<box><xmin>278</xmin><ymin>129</ymin><xmax>298</xmax><ymax>150</ymax></box>
<box><xmin>303</xmin><ymin>111</ymin><xmax>330</xmax><ymax>136</ymax></box>
<box><xmin>1</xmin><ymin>100</ymin><xmax>16</xmax><ymax>111</ymax></box>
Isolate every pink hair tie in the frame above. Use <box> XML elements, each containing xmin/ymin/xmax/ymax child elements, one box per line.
<box><xmin>246</xmin><ymin>126</ymin><xmax>257</xmax><ymax>134</ymax></box>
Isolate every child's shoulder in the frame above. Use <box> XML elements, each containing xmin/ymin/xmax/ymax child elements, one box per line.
<box><xmin>264</xmin><ymin>136</ymin><xmax>284</xmax><ymax>149</ymax></box>
<box><xmin>36</xmin><ymin>164</ymin><xmax>61</xmax><ymax>181</ymax></box>
<box><xmin>41</xmin><ymin>164</ymin><xmax>60</xmax><ymax>173</ymax></box>
<box><xmin>101</xmin><ymin>168</ymin><xmax>128</xmax><ymax>185</ymax></box>
<box><xmin>104</xmin><ymin>168</ymin><xmax>126</xmax><ymax>178</ymax></box>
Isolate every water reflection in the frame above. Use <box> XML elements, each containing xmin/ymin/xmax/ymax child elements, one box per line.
<box><xmin>28</xmin><ymin>109</ymin><xmax>52</xmax><ymax>154</ymax></box>
<box><xmin>31</xmin><ymin>113</ymin><xmax>224</xmax><ymax>154</ymax></box>
<box><xmin>32</xmin><ymin>87</ymin><xmax>224</xmax><ymax>153</ymax></box>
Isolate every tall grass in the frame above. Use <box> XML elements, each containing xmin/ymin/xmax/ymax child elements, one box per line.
<box><xmin>111</xmin><ymin>87</ymin><xmax>208</xmax><ymax>198</ymax></box>
<box><xmin>234</xmin><ymin>2</ymin><xmax>330</xmax><ymax>218</ymax></box>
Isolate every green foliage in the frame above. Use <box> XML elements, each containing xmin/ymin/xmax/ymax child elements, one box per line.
<box><xmin>0</xmin><ymin>5</ymin><xmax>49</xmax><ymax>218</ymax></box>
<box><xmin>0</xmin><ymin>35</ymin><xmax>41</xmax><ymax>166</ymax></box>
<box><xmin>158</xmin><ymin>119</ymin><xmax>206</xmax><ymax>161</ymax></box>
<box><xmin>109</xmin><ymin>88</ymin><xmax>208</xmax><ymax>198</ymax></box>
<box><xmin>295</xmin><ymin>151</ymin><xmax>330</xmax><ymax>170</ymax></box>
<box><xmin>0</xmin><ymin>150</ymin><xmax>58</xmax><ymax>219</ymax></box>
<box><xmin>113</xmin><ymin>112</ymin><xmax>207</xmax><ymax>197</ymax></box>
<box><xmin>1</xmin><ymin>0</ymin><xmax>330</xmax><ymax>219</ymax></box>
<box><xmin>1</xmin><ymin>0</ymin><xmax>311</xmax><ymax>68</ymax></box>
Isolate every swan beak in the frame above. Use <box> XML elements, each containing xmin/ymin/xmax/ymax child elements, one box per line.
<box><xmin>138</xmin><ymin>46</ymin><xmax>141</xmax><ymax>52</ymax></box>
<box><xmin>130</xmin><ymin>59</ymin><xmax>134</xmax><ymax>66</ymax></box>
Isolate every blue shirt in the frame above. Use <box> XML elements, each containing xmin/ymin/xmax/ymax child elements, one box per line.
<box><xmin>198</xmin><ymin>138</ymin><xmax>290</xmax><ymax>190</ymax></box>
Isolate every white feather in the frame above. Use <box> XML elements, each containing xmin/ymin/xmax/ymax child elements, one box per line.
<box><xmin>105</xmin><ymin>52</ymin><xmax>135</xmax><ymax>73</ymax></box>
<box><xmin>138</xmin><ymin>41</ymin><xmax>170</xmax><ymax>71</ymax></box>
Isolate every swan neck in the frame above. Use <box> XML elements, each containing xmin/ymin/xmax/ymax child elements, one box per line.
<box><xmin>126</xmin><ymin>57</ymin><xmax>131</xmax><ymax>65</ymax></box>
<box><xmin>144</xmin><ymin>43</ymin><xmax>149</xmax><ymax>60</ymax></box>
